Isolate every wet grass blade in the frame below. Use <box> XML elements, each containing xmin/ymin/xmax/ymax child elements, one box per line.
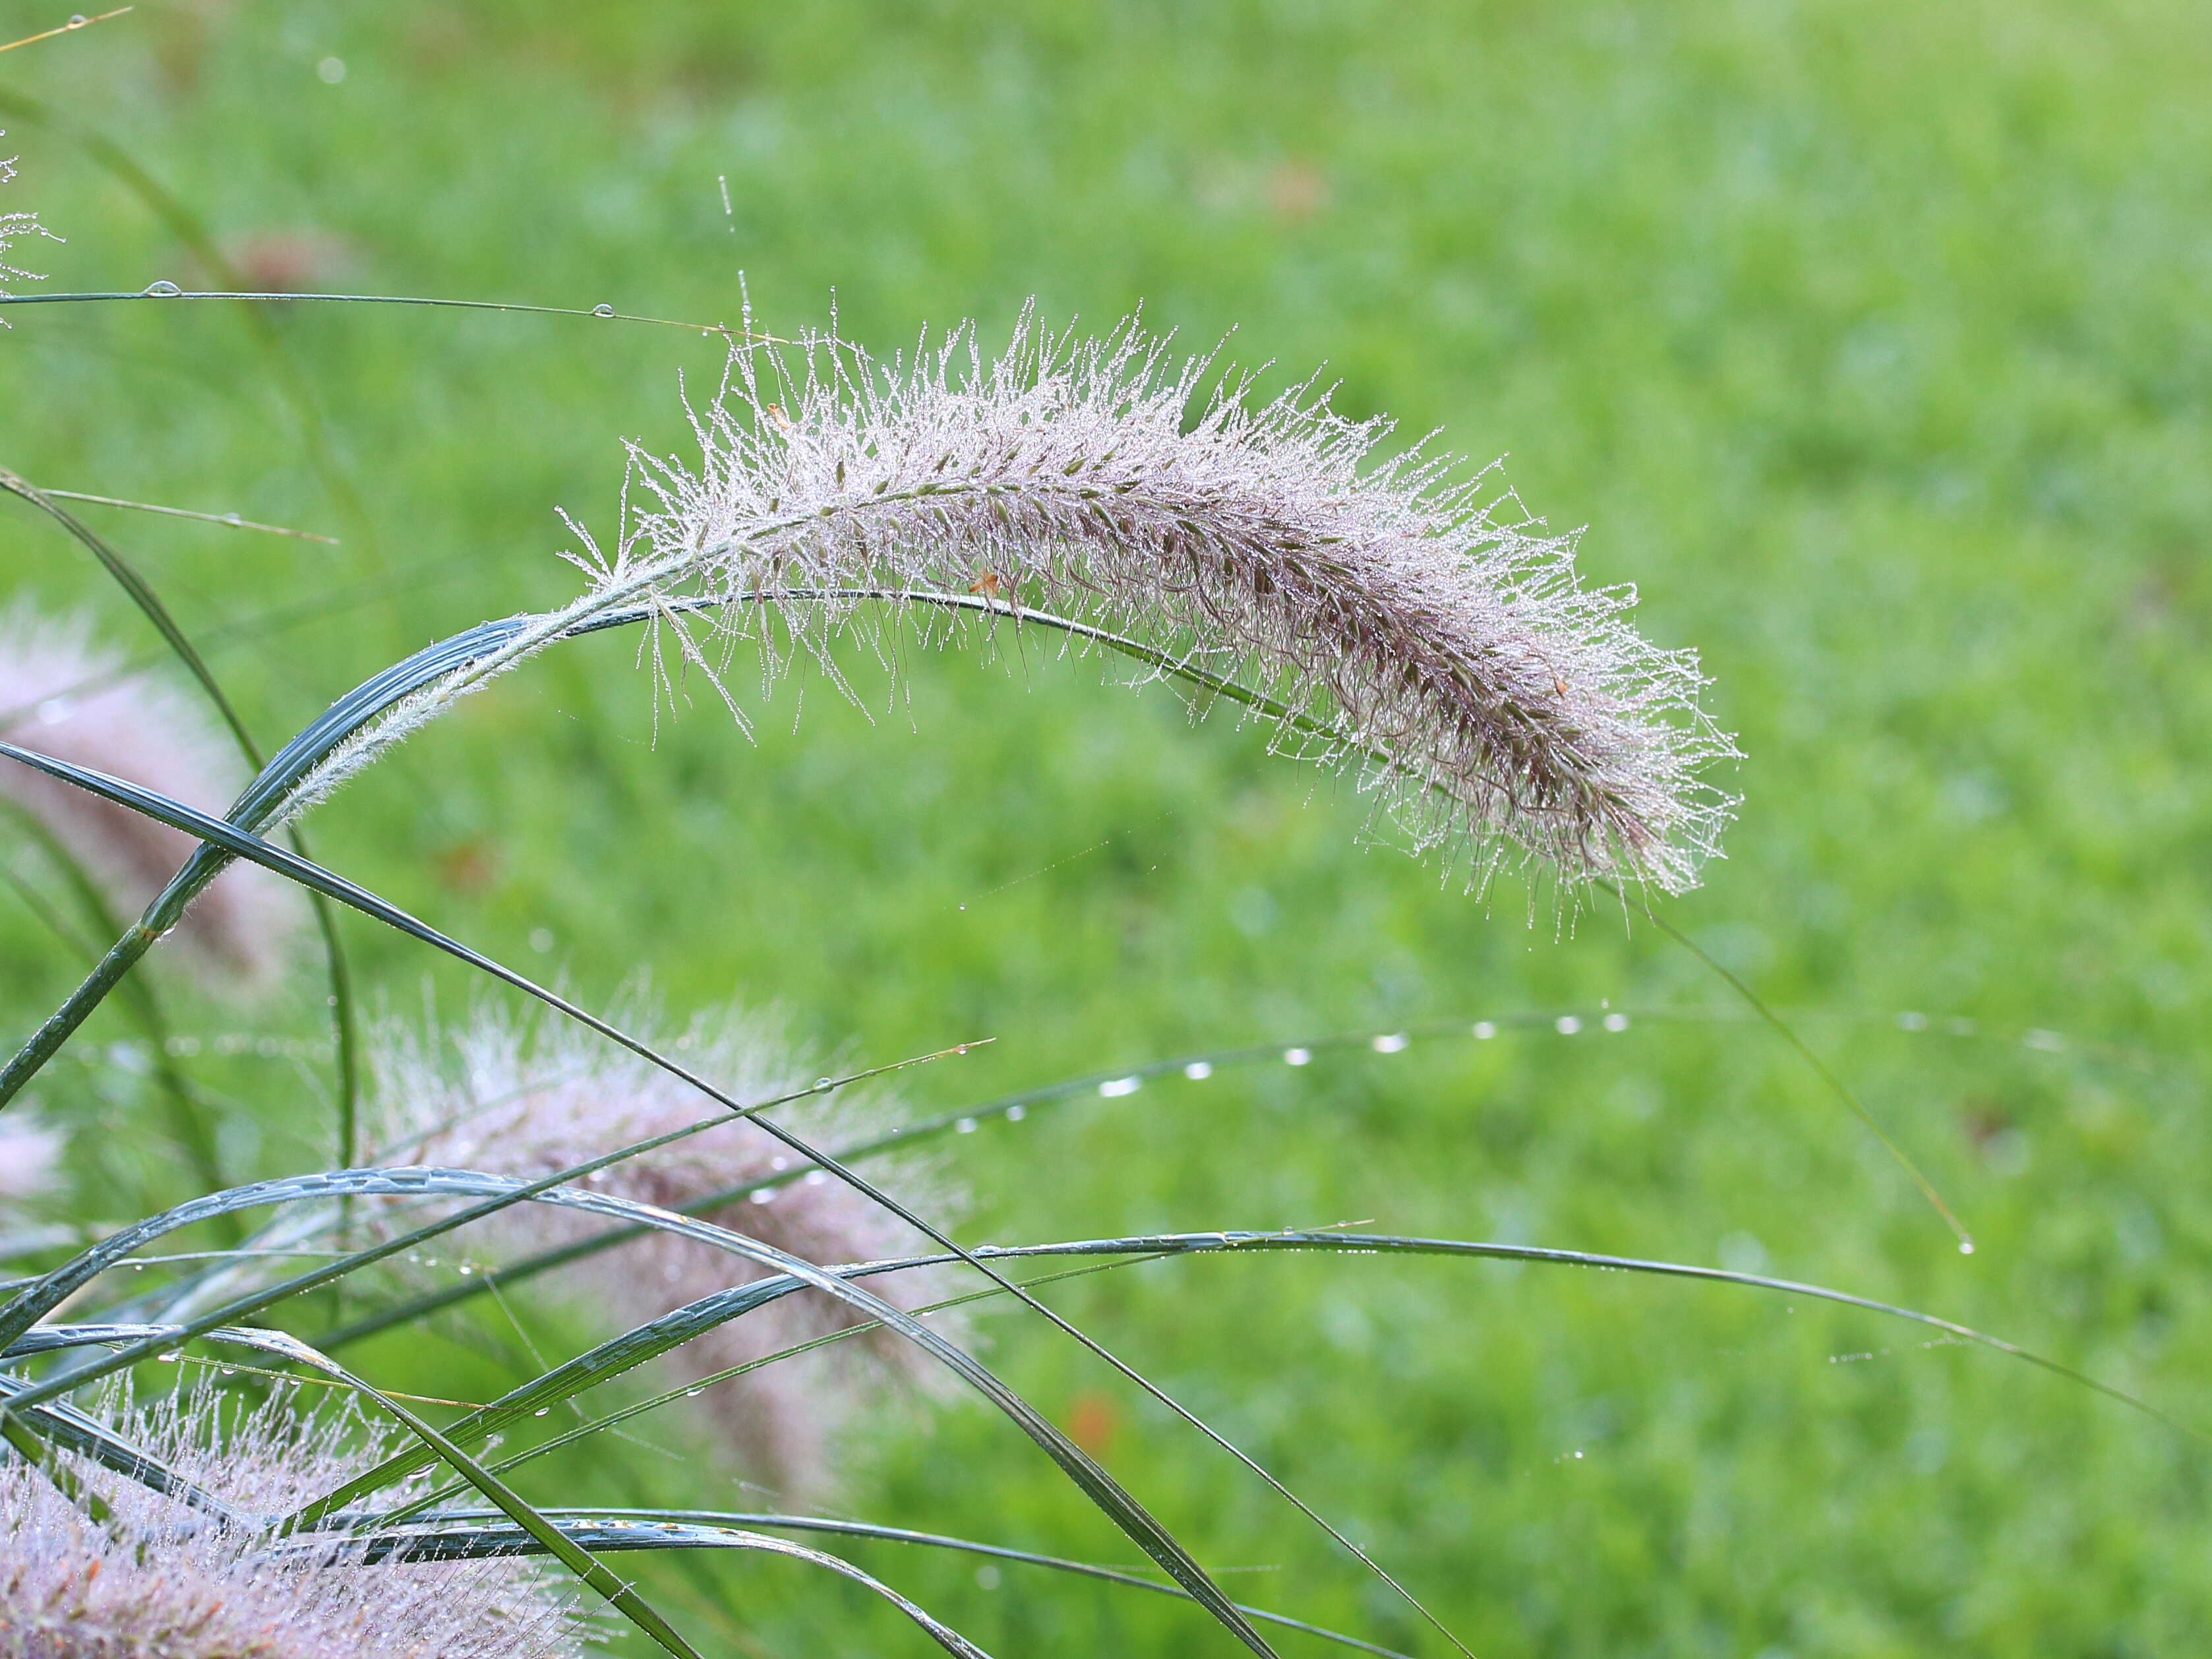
<box><xmin>300</xmin><ymin>1515</ymin><xmax>992</xmax><ymax>1658</ymax></box>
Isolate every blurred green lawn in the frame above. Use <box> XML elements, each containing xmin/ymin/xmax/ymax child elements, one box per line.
<box><xmin>3</xmin><ymin>1</ymin><xmax>2210</xmax><ymax>1652</ymax></box>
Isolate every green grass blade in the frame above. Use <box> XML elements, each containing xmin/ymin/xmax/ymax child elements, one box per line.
<box><xmin>344</xmin><ymin>1508</ymin><xmax>1406</xmax><ymax>1659</ymax></box>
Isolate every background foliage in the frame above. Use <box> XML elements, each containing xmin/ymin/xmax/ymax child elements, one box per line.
<box><xmin>3</xmin><ymin>1</ymin><xmax>2209</xmax><ymax>1652</ymax></box>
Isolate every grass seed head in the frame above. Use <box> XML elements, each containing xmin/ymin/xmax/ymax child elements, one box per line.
<box><xmin>0</xmin><ymin>1110</ymin><xmax>60</xmax><ymax>1209</ymax></box>
<box><xmin>0</xmin><ymin>603</ymin><xmax>303</xmax><ymax>985</ymax></box>
<box><xmin>373</xmin><ymin>1000</ymin><xmax>968</xmax><ymax>1499</ymax></box>
<box><xmin>0</xmin><ymin>1381</ymin><xmax>585</xmax><ymax>1659</ymax></box>
<box><xmin>620</xmin><ymin>307</ymin><xmax>1739</xmax><ymax>895</ymax></box>
<box><xmin>0</xmin><ymin>138</ymin><xmax>60</xmax><ymax>322</ymax></box>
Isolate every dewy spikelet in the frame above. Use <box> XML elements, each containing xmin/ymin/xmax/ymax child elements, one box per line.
<box><xmin>287</xmin><ymin>309</ymin><xmax>1735</xmax><ymax>894</ymax></box>
<box><xmin>373</xmin><ymin>1002</ymin><xmax>966</xmax><ymax>1497</ymax></box>
<box><xmin>0</xmin><ymin>603</ymin><xmax>301</xmax><ymax>983</ymax></box>
<box><xmin>631</xmin><ymin>309</ymin><xmax>1740</xmax><ymax>893</ymax></box>
<box><xmin>0</xmin><ymin>1381</ymin><xmax>584</xmax><ymax>1659</ymax></box>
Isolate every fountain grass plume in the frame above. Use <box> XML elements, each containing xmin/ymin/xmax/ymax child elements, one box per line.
<box><xmin>0</xmin><ymin>603</ymin><xmax>301</xmax><ymax>983</ymax></box>
<box><xmin>286</xmin><ymin>307</ymin><xmax>1735</xmax><ymax>896</ymax></box>
<box><xmin>0</xmin><ymin>1380</ymin><xmax>585</xmax><ymax>1659</ymax></box>
<box><xmin>372</xmin><ymin>998</ymin><xmax>969</xmax><ymax>1498</ymax></box>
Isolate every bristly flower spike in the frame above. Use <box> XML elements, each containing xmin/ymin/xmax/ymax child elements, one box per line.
<box><xmin>0</xmin><ymin>604</ymin><xmax>303</xmax><ymax>984</ymax></box>
<box><xmin>0</xmin><ymin>1381</ymin><xmax>585</xmax><ymax>1659</ymax></box>
<box><xmin>373</xmin><ymin>1000</ymin><xmax>967</xmax><ymax>1498</ymax></box>
<box><xmin>293</xmin><ymin>307</ymin><xmax>1736</xmax><ymax>896</ymax></box>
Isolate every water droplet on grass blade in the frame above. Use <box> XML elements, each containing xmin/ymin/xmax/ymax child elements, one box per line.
<box><xmin>143</xmin><ymin>280</ymin><xmax>181</xmax><ymax>297</ymax></box>
<box><xmin>1603</xmin><ymin>1011</ymin><xmax>1630</xmax><ymax>1032</ymax></box>
<box><xmin>1098</xmin><ymin>1076</ymin><xmax>1141</xmax><ymax>1097</ymax></box>
<box><xmin>955</xmin><ymin>1116</ymin><xmax>979</xmax><ymax>1131</ymax></box>
<box><xmin>1555</xmin><ymin>1015</ymin><xmax>1582</xmax><ymax>1035</ymax></box>
<box><xmin>1473</xmin><ymin>1021</ymin><xmax>1497</xmax><ymax>1039</ymax></box>
<box><xmin>533</xmin><ymin>1407</ymin><xmax>550</xmax><ymax>1417</ymax></box>
<box><xmin>1005</xmin><ymin>1102</ymin><xmax>1026</xmax><ymax>1120</ymax></box>
<box><xmin>67</xmin><ymin>15</ymin><xmax>89</xmax><ymax>27</ymax></box>
<box><xmin>591</xmin><ymin>303</ymin><xmax>616</xmax><ymax>318</ymax></box>
<box><xmin>1183</xmin><ymin>1060</ymin><xmax>1212</xmax><ymax>1080</ymax></box>
<box><xmin>1283</xmin><ymin>1047</ymin><xmax>1312</xmax><ymax>1066</ymax></box>
<box><xmin>1371</xmin><ymin>1032</ymin><xmax>1410</xmax><ymax>1053</ymax></box>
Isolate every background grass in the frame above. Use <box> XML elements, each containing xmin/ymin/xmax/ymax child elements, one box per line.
<box><xmin>3</xmin><ymin>1</ymin><xmax>2211</xmax><ymax>1652</ymax></box>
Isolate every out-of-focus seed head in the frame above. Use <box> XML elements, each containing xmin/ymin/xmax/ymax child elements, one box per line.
<box><xmin>373</xmin><ymin>1000</ymin><xmax>967</xmax><ymax>1498</ymax></box>
<box><xmin>0</xmin><ymin>1381</ymin><xmax>585</xmax><ymax>1659</ymax></box>
<box><xmin>0</xmin><ymin>604</ymin><xmax>303</xmax><ymax>985</ymax></box>
<box><xmin>0</xmin><ymin>1110</ymin><xmax>61</xmax><ymax>1209</ymax></box>
<box><xmin>611</xmin><ymin>307</ymin><xmax>1738</xmax><ymax>896</ymax></box>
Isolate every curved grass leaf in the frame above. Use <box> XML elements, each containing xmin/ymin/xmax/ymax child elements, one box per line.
<box><xmin>355</xmin><ymin>1507</ymin><xmax>1410</xmax><ymax>1659</ymax></box>
<box><xmin>296</xmin><ymin>1514</ymin><xmax>992</xmax><ymax>1659</ymax></box>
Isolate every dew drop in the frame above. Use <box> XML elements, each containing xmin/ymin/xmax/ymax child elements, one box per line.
<box><xmin>955</xmin><ymin>1116</ymin><xmax>979</xmax><ymax>1132</ymax></box>
<box><xmin>591</xmin><ymin>303</ymin><xmax>616</xmax><ymax>318</ymax></box>
<box><xmin>1097</xmin><ymin>1076</ymin><xmax>1140</xmax><ymax>1098</ymax></box>
<box><xmin>1472</xmin><ymin>1021</ymin><xmax>1497</xmax><ymax>1040</ymax></box>
<box><xmin>1555</xmin><ymin>1015</ymin><xmax>1582</xmax><ymax>1035</ymax></box>
<box><xmin>750</xmin><ymin>1187</ymin><xmax>775</xmax><ymax>1204</ymax></box>
<box><xmin>1183</xmin><ymin>1060</ymin><xmax>1212</xmax><ymax>1080</ymax></box>
<box><xmin>683</xmin><ymin>1387</ymin><xmax>703</xmax><ymax>1398</ymax></box>
<box><xmin>142</xmin><ymin>280</ymin><xmax>181</xmax><ymax>297</ymax></box>
<box><xmin>1283</xmin><ymin>1047</ymin><xmax>1312</xmax><ymax>1067</ymax></box>
<box><xmin>1958</xmin><ymin>1238</ymin><xmax>1975</xmax><ymax>1255</ymax></box>
<box><xmin>1005</xmin><ymin>1102</ymin><xmax>1026</xmax><ymax>1120</ymax></box>
<box><xmin>813</xmin><ymin>1077</ymin><xmax>833</xmax><ymax>1091</ymax></box>
<box><xmin>1603</xmin><ymin>1011</ymin><xmax>1630</xmax><ymax>1033</ymax></box>
<box><xmin>67</xmin><ymin>15</ymin><xmax>89</xmax><ymax>28</ymax></box>
<box><xmin>533</xmin><ymin>1406</ymin><xmax>551</xmax><ymax>1417</ymax></box>
<box><xmin>221</xmin><ymin>512</ymin><xmax>243</xmax><ymax>526</ymax></box>
<box><xmin>1371</xmin><ymin>1032</ymin><xmax>1409</xmax><ymax>1054</ymax></box>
